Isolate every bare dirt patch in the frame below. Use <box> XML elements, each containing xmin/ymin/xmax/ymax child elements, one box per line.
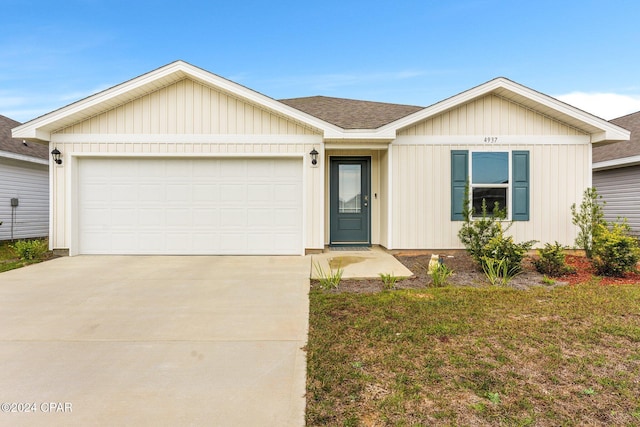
<box><xmin>329</xmin><ymin>251</ymin><xmax>551</xmax><ymax>293</ymax></box>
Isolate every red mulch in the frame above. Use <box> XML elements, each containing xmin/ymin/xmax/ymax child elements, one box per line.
<box><xmin>562</xmin><ymin>255</ymin><xmax>640</xmax><ymax>285</ymax></box>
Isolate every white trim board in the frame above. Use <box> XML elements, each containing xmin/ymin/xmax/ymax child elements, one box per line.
<box><xmin>593</xmin><ymin>155</ymin><xmax>640</xmax><ymax>171</ymax></box>
<box><xmin>393</xmin><ymin>135</ymin><xmax>590</xmax><ymax>146</ymax></box>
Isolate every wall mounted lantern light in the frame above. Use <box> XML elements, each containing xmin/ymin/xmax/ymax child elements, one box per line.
<box><xmin>51</xmin><ymin>147</ymin><xmax>62</xmax><ymax>165</ymax></box>
<box><xmin>310</xmin><ymin>148</ymin><xmax>319</xmax><ymax>166</ymax></box>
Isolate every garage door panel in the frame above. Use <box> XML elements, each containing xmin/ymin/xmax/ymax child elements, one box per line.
<box><xmin>220</xmin><ymin>208</ymin><xmax>247</xmax><ymax>227</ymax></box>
<box><xmin>78</xmin><ymin>158</ymin><xmax>302</xmax><ymax>255</ymax></box>
<box><xmin>220</xmin><ymin>184</ymin><xmax>246</xmax><ymax>202</ymax></box>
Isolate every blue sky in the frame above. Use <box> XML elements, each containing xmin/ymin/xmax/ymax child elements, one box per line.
<box><xmin>2</xmin><ymin>0</ymin><xmax>640</xmax><ymax>123</ymax></box>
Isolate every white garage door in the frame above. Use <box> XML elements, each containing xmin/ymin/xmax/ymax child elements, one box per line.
<box><xmin>77</xmin><ymin>157</ymin><xmax>303</xmax><ymax>255</ymax></box>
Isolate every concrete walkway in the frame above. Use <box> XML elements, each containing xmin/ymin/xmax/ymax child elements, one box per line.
<box><xmin>0</xmin><ymin>256</ymin><xmax>309</xmax><ymax>426</ymax></box>
<box><xmin>311</xmin><ymin>246</ymin><xmax>413</xmax><ymax>279</ymax></box>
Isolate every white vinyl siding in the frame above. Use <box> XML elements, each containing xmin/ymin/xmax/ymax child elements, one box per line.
<box><xmin>399</xmin><ymin>94</ymin><xmax>588</xmax><ymax>137</ymax></box>
<box><xmin>593</xmin><ymin>166</ymin><xmax>640</xmax><ymax>236</ymax></box>
<box><xmin>0</xmin><ymin>158</ymin><xmax>48</xmax><ymax>241</ymax></box>
<box><xmin>53</xmin><ymin>78</ymin><xmax>319</xmax><ymax>136</ymax></box>
<box><xmin>391</xmin><ymin>142</ymin><xmax>589</xmax><ymax>249</ymax></box>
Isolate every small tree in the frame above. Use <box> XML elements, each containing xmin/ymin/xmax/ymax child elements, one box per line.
<box><xmin>457</xmin><ymin>183</ymin><xmax>505</xmax><ymax>266</ymax></box>
<box><xmin>571</xmin><ymin>187</ymin><xmax>605</xmax><ymax>258</ymax></box>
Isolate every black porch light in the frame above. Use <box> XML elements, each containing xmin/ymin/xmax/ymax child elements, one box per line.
<box><xmin>310</xmin><ymin>148</ymin><xmax>319</xmax><ymax>165</ymax></box>
<box><xmin>51</xmin><ymin>147</ymin><xmax>62</xmax><ymax>165</ymax></box>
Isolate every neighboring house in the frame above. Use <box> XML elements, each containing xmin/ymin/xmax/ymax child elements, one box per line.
<box><xmin>0</xmin><ymin>114</ymin><xmax>49</xmax><ymax>241</ymax></box>
<box><xmin>12</xmin><ymin>61</ymin><xmax>629</xmax><ymax>256</ymax></box>
<box><xmin>593</xmin><ymin>111</ymin><xmax>640</xmax><ymax>235</ymax></box>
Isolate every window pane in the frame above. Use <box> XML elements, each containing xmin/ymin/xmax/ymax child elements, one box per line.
<box><xmin>339</xmin><ymin>164</ymin><xmax>361</xmax><ymax>213</ymax></box>
<box><xmin>472</xmin><ymin>187</ymin><xmax>507</xmax><ymax>216</ymax></box>
<box><xmin>472</xmin><ymin>152</ymin><xmax>508</xmax><ymax>184</ymax></box>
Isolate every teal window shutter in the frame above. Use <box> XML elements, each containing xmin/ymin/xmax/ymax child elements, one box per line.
<box><xmin>451</xmin><ymin>150</ymin><xmax>468</xmax><ymax>220</ymax></box>
<box><xmin>512</xmin><ymin>150</ymin><xmax>530</xmax><ymax>221</ymax></box>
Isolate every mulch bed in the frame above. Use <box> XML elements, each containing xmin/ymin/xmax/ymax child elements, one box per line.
<box><xmin>563</xmin><ymin>255</ymin><xmax>640</xmax><ymax>285</ymax></box>
<box><xmin>329</xmin><ymin>252</ymin><xmax>640</xmax><ymax>293</ymax></box>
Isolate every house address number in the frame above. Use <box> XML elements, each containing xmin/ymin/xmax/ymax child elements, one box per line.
<box><xmin>483</xmin><ymin>137</ymin><xmax>498</xmax><ymax>143</ymax></box>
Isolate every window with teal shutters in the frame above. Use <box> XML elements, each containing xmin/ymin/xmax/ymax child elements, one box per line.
<box><xmin>511</xmin><ymin>151</ymin><xmax>530</xmax><ymax>221</ymax></box>
<box><xmin>451</xmin><ymin>149</ymin><xmax>530</xmax><ymax>221</ymax></box>
<box><xmin>451</xmin><ymin>150</ymin><xmax>468</xmax><ymax>220</ymax></box>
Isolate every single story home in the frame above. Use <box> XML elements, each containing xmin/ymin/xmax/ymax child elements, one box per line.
<box><xmin>0</xmin><ymin>114</ymin><xmax>49</xmax><ymax>241</ymax></box>
<box><xmin>593</xmin><ymin>111</ymin><xmax>640</xmax><ymax>235</ymax></box>
<box><xmin>12</xmin><ymin>61</ymin><xmax>629</xmax><ymax>256</ymax></box>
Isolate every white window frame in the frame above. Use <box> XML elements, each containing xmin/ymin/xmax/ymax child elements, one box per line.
<box><xmin>469</xmin><ymin>150</ymin><xmax>512</xmax><ymax>221</ymax></box>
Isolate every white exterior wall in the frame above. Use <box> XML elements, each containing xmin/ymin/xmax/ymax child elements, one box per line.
<box><xmin>0</xmin><ymin>158</ymin><xmax>49</xmax><ymax>241</ymax></box>
<box><xmin>54</xmin><ymin>78</ymin><xmax>316</xmax><ymax>136</ymax></box>
<box><xmin>390</xmin><ymin>94</ymin><xmax>591</xmax><ymax>249</ymax></box>
<box><xmin>390</xmin><ymin>142</ymin><xmax>590</xmax><ymax>249</ymax></box>
<box><xmin>50</xmin><ymin>140</ymin><xmax>323</xmax><ymax>254</ymax></box>
<box><xmin>48</xmin><ymin>78</ymin><xmax>325</xmax><ymax>254</ymax></box>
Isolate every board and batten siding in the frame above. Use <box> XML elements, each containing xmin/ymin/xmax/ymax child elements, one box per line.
<box><xmin>0</xmin><ymin>158</ymin><xmax>48</xmax><ymax>241</ymax></box>
<box><xmin>593</xmin><ymin>166</ymin><xmax>640</xmax><ymax>236</ymax></box>
<box><xmin>399</xmin><ymin>94</ymin><xmax>588</xmax><ymax>137</ymax></box>
<box><xmin>390</xmin><ymin>143</ymin><xmax>590</xmax><ymax>249</ymax></box>
<box><xmin>51</xmin><ymin>140</ymin><xmax>323</xmax><ymax>253</ymax></box>
<box><xmin>53</xmin><ymin>78</ymin><xmax>320</xmax><ymax>136</ymax></box>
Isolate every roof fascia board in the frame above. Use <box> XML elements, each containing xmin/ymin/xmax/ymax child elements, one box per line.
<box><xmin>0</xmin><ymin>150</ymin><xmax>48</xmax><ymax>165</ymax></box>
<box><xmin>593</xmin><ymin>155</ymin><xmax>640</xmax><ymax>171</ymax></box>
<box><xmin>378</xmin><ymin>77</ymin><xmax>630</xmax><ymax>142</ymax></box>
<box><xmin>13</xmin><ymin>61</ymin><xmax>341</xmax><ymax>141</ymax></box>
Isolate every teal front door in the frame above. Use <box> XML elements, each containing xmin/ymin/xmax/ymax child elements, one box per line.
<box><xmin>330</xmin><ymin>157</ymin><xmax>371</xmax><ymax>245</ymax></box>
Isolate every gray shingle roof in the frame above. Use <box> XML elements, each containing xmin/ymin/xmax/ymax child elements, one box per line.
<box><xmin>0</xmin><ymin>114</ymin><xmax>49</xmax><ymax>160</ymax></box>
<box><xmin>279</xmin><ymin>96</ymin><xmax>424</xmax><ymax>129</ymax></box>
<box><xmin>593</xmin><ymin>111</ymin><xmax>640</xmax><ymax>163</ymax></box>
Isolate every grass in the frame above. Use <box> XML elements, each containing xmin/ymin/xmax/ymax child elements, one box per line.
<box><xmin>0</xmin><ymin>239</ymin><xmax>51</xmax><ymax>273</ymax></box>
<box><xmin>306</xmin><ymin>284</ymin><xmax>640</xmax><ymax>426</ymax></box>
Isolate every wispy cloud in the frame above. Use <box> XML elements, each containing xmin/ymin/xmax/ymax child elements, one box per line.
<box><xmin>554</xmin><ymin>92</ymin><xmax>640</xmax><ymax>120</ymax></box>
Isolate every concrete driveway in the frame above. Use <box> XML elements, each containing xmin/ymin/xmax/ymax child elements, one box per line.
<box><xmin>0</xmin><ymin>255</ymin><xmax>310</xmax><ymax>426</ymax></box>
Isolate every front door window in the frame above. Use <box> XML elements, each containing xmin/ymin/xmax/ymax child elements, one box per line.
<box><xmin>338</xmin><ymin>164</ymin><xmax>362</xmax><ymax>214</ymax></box>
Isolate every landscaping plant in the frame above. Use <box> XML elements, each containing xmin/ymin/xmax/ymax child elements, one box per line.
<box><xmin>11</xmin><ymin>239</ymin><xmax>49</xmax><ymax>261</ymax></box>
<box><xmin>591</xmin><ymin>221</ymin><xmax>640</xmax><ymax>277</ymax></box>
<box><xmin>481</xmin><ymin>257</ymin><xmax>520</xmax><ymax>286</ymax></box>
<box><xmin>458</xmin><ymin>183</ymin><xmax>535</xmax><ymax>280</ymax></box>
<box><xmin>571</xmin><ymin>187</ymin><xmax>605</xmax><ymax>258</ymax></box>
<box><xmin>534</xmin><ymin>241</ymin><xmax>575</xmax><ymax>277</ymax></box>
<box><xmin>457</xmin><ymin>186</ymin><xmax>506</xmax><ymax>266</ymax></box>
<box><xmin>430</xmin><ymin>262</ymin><xmax>453</xmax><ymax>287</ymax></box>
<box><xmin>379</xmin><ymin>273</ymin><xmax>400</xmax><ymax>290</ymax></box>
<box><xmin>481</xmin><ymin>234</ymin><xmax>535</xmax><ymax>275</ymax></box>
<box><xmin>313</xmin><ymin>261</ymin><xmax>343</xmax><ymax>290</ymax></box>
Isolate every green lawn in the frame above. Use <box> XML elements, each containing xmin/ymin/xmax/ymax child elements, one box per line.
<box><xmin>306</xmin><ymin>285</ymin><xmax>640</xmax><ymax>426</ymax></box>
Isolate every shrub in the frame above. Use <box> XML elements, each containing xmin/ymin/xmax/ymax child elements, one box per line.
<box><xmin>430</xmin><ymin>263</ymin><xmax>453</xmax><ymax>287</ymax></box>
<box><xmin>591</xmin><ymin>222</ymin><xmax>640</xmax><ymax>277</ymax></box>
<box><xmin>571</xmin><ymin>188</ymin><xmax>605</xmax><ymax>258</ymax></box>
<box><xmin>534</xmin><ymin>241</ymin><xmax>575</xmax><ymax>277</ymax></box>
<box><xmin>11</xmin><ymin>239</ymin><xmax>49</xmax><ymax>261</ymax></box>
<box><xmin>458</xmin><ymin>192</ymin><xmax>505</xmax><ymax>266</ymax></box>
<box><xmin>481</xmin><ymin>234</ymin><xmax>536</xmax><ymax>275</ymax></box>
